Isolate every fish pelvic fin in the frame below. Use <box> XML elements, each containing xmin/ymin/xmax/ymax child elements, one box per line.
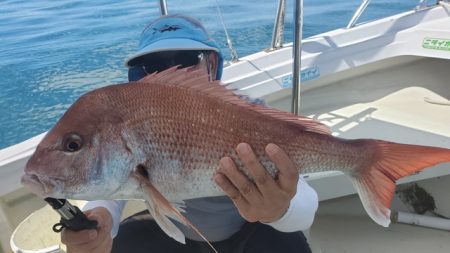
<box><xmin>132</xmin><ymin>165</ymin><xmax>218</xmax><ymax>253</ymax></box>
<box><xmin>351</xmin><ymin>140</ymin><xmax>450</xmax><ymax>227</ymax></box>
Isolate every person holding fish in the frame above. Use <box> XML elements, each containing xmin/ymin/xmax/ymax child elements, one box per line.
<box><xmin>59</xmin><ymin>14</ymin><xmax>319</xmax><ymax>253</ymax></box>
<box><xmin>23</xmin><ymin>12</ymin><xmax>450</xmax><ymax>253</ymax></box>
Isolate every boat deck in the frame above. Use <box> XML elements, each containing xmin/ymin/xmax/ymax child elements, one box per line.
<box><xmin>310</xmin><ymin>192</ymin><xmax>450</xmax><ymax>253</ymax></box>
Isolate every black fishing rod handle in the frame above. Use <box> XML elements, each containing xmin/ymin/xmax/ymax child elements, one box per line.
<box><xmin>52</xmin><ymin>205</ymin><xmax>98</xmax><ymax>232</ymax></box>
<box><xmin>45</xmin><ymin>197</ymin><xmax>98</xmax><ymax>232</ymax></box>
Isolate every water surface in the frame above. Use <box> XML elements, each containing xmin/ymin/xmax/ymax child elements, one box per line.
<box><xmin>0</xmin><ymin>0</ymin><xmax>419</xmax><ymax>148</ymax></box>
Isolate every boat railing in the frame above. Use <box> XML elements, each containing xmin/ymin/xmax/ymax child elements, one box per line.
<box><xmin>241</xmin><ymin>0</ymin><xmax>436</xmax><ymax>114</ymax></box>
<box><xmin>159</xmin><ymin>0</ymin><xmax>168</xmax><ymax>15</ymax></box>
<box><xmin>271</xmin><ymin>0</ymin><xmax>287</xmax><ymax>50</ymax></box>
<box><xmin>154</xmin><ymin>0</ymin><xmax>437</xmax><ymax>115</ymax></box>
<box><xmin>155</xmin><ymin>0</ymin><xmax>304</xmax><ymax>114</ymax></box>
<box><xmin>268</xmin><ymin>0</ymin><xmax>303</xmax><ymax>114</ymax></box>
<box><xmin>347</xmin><ymin>0</ymin><xmax>371</xmax><ymax>29</ymax></box>
<box><xmin>291</xmin><ymin>0</ymin><xmax>303</xmax><ymax>115</ymax></box>
<box><xmin>347</xmin><ymin>0</ymin><xmax>443</xmax><ymax>29</ymax></box>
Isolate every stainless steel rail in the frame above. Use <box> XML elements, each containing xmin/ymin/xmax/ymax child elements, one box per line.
<box><xmin>347</xmin><ymin>0</ymin><xmax>371</xmax><ymax>29</ymax></box>
<box><xmin>291</xmin><ymin>0</ymin><xmax>303</xmax><ymax>115</ymax></box>
<box><xmin>159</xmin><ymin>0</ymin><xmax>168</xmax><ymax>15</ymax></box>
<box><xmin>271</xmin><ymin>0</ymin><xmax>287</xmax><ymax>49</ymax></box>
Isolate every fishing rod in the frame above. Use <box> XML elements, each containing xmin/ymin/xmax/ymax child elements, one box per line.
<box><xmin>44</xmin><ymin>197</ymin><xmax>98</xmax><ymax>232</ymax></box>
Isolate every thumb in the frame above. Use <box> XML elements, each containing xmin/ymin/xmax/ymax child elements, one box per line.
<box><xmin>85</xmin><ymin>207</ymin><xmax>113</xmax><ymax>232</ymax></box>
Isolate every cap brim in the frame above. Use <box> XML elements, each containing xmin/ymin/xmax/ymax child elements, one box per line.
<box><xmin>125</xmin><ymin>38</ymin><xmax>219</xmax><ymax>67</ymax></box>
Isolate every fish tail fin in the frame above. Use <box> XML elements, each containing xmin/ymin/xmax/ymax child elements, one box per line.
<box><xmin>350</xmin><ymin>140</ymin><xmax>450</xmax><ymax>227</ymax></box>
<box><xmin>133</xmin><ymin>166</ymin><xmax>218</xmax><ymax>253</ymax></box>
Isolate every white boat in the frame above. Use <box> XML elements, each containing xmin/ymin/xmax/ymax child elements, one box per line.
<box><xmin>1</xmin><ymin>0</ymin><xmax>450</xmax><ymax>252</ymax></box>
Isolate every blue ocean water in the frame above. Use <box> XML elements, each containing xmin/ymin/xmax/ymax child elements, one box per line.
<box><xmin>0</xmin><ymin>0</ymin><xmax>419</xmax><ymax>149</ymax></box>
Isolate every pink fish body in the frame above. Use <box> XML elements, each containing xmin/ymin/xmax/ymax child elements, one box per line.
<box><xmin>22</xmin><ymin>68</ymin><xmax>450</xmax><ymax>245</ymax></box>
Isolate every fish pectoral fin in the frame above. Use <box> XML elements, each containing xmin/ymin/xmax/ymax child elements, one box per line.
<box><xmin>172</xmin><ymin>201</ymin><xmax>187</xmax><ymax>213</ymax></box>
<box><xmin>132</xmin><ymin>166</ymin><xmax>218</xmax><ymax>253</ymax></box>
<box><xmin>143</xmin><ymin>198</ymin><xmax>187</xmax><ymax>243</ymax></box>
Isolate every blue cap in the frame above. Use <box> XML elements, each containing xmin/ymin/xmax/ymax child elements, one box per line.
<box><xmin>125</xmin><ymin>14</ymin><xmax>224</xmax><ymax>80</ymax></box>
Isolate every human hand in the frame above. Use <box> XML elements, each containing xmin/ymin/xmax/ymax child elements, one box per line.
<box><xmin>61</xmin><ymin>207</ymin><xmax>113</xmax><ymax>253</ymax></box>
<box><xmin>214</xmin><ymin>143</ymin><xmax>299</xmax><ymax>223</ymax></box>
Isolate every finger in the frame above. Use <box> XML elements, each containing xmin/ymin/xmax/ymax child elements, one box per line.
<box><xmin>68</xmin><ymin>212</ymin><xmax>111</xmax><ymax>252</ymax></box>
<box><xmin>86</xmin><ymin>208</ymin><xmax>111</xmax><ymax>230</ymax></box>
<box><xmin>218</xmin><ymin>157</ymin><xmax>260</xmax><ymax>203</ymax></box>
<box><xmin>61</xmin><ymin>228</ymin><xmax>97</xmax><ymax>245</ymax></box>
<box><xmin>61</xmin><ymin>208</ymin><xmax>111</xmax><ymax>249</ymax></box>
<box><xmin>89</xmin><ymin>218</ymin><xmax>112</xmax><ymax>252</ymax></box>
<box><xmin>87</xmin><ymin>208</ymin><xmax>112</xmax><ymax>242</ymax></box>
<box><xmin>64</xmin><ymin>228</ymin><xmax>109</xmax><ymax>253</ymax></box>
<box><xmin>214</xmin><ymin>171</ymin><xmax>249</xmax><ymax>209</ymax></box>
<box><xmin>214</xmin><ymin>173</ymin><xmax>240</xmax><ymax>200</ymax></box>
<box><xmin>93</xmin><ymin>234</ymin><xmax>113</xmax><ymax>253</ymax></box>
<box><xmin>65</xmin><ymin>236</ymin><xmax>103</xmax><ymax>253</ymax></box>
<box><xmin>265</xmin><ymin>143</ymin><xmax>299</xmax><ymax>194</ymax></box>
<box><xmin>219</xmin><ymin>156</ymin><xmax>261</xmax><ymax>200</ymax></box>
<box><xmin>236</xmin><ymin>143</ymin><xmax>277</xmax><ymax>195</ymax></box>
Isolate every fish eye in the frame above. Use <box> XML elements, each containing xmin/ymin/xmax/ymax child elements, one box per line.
<box><xmin>63</xmin><ymin>133</ymin><xmax>83</xmax><ymax>152</ymax></box>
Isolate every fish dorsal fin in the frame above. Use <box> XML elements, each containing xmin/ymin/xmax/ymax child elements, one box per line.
<box><xmin>132</xmin><ymin>165</ymin><xmax>217</xmax><ymax>253</ymax></box>
<box><xmin>140</xmin><ymin>67</ymin><xmax>331</xmax><ymax>135</ymax></box>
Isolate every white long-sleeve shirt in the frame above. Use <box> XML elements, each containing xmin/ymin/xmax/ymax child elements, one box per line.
<box><xmin>83</xmin><ymin>176</ymin><xmax>318</xmax><ymax>241</ymax></box>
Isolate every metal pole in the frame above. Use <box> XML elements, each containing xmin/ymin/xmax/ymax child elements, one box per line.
<box><xmin>291</xmin><ymin>0</ymin><xmax>303</xmax><ymax>115</ymax></box>
<box><xmin>346</xmin><ymin>0</ymin><xmax>370</xmax><ymax>29</ymax></box>
<box><xmin>159</xmin><ymin>0</ymin><xmax>168</xmax><ymax>15</ymax></box>
<box><xmin>271</xmin><ymin>0</ymin><xmax>287</xmax><ymax>49</ymax></box>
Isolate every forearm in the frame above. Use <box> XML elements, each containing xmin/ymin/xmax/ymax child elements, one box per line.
<box><xmin>82</xmin><ymin>200</ymin><xmax>126</xmax><ymax>237</ymax></box>
<box><xmin>263</xmin><ymin>176</ymin><xmax>318</xmax><ymax>232</ymax></box>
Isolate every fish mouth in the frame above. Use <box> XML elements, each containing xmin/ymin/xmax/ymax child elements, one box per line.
<box><xmin>21</xmin><ymin>173</ymin><xmax>57</xmax><ymax>197</ymax></box>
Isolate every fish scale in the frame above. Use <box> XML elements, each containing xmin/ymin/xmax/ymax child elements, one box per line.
<box><xmin>117</xmin><ymin>78</ymin><xmax>339</xmax><ymax>197</ymax></box>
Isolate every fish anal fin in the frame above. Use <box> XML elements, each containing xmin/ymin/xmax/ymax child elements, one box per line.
<box><xmin>132</xmin><ymin>166</ymin><xmax>218</xmax><ymax>253</ymax></box>
<box><xmin>351</xmin><ymin>173</ymin><xmax>393</xmax><ymax>227</ymax></box>
<box><xmin>351</xmin><ymin>140</ymin><xmax>450</xmax><ymax>227</ymax></box>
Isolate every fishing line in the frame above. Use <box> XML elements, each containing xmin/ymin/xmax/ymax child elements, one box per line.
<box><xmin>213</xmin><ymin>0</ymin><xmax>239</xmax><ymax>62</ymax></box>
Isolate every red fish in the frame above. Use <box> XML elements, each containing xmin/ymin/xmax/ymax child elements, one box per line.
<box><xmin>22</xmin><ymin>67</ymin><xmax>450</xmax><ymax>245</ymax></box>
